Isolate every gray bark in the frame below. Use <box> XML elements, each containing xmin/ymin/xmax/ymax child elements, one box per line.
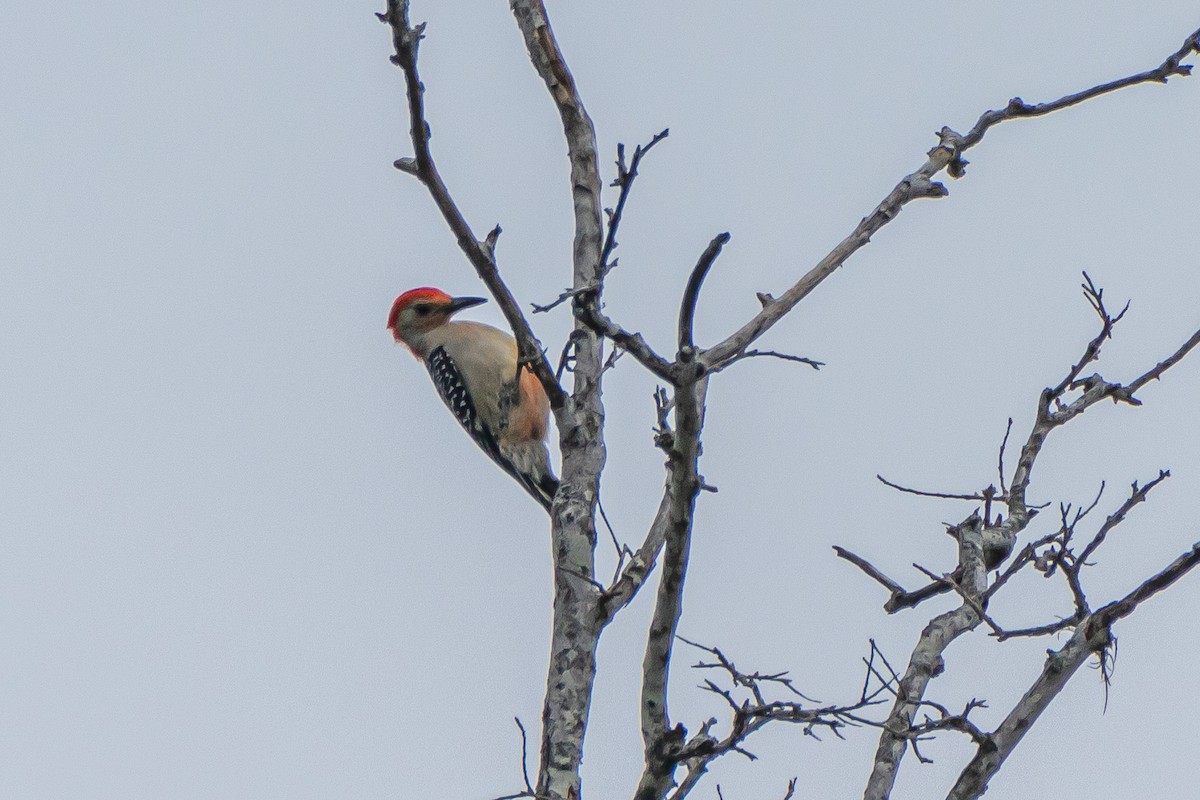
<box><xmin>510</xmin><ymin>3</ymin><xmax>609</xmax><ymax>798</ymax></box>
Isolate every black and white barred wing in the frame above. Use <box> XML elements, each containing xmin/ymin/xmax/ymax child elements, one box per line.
<box><xmin>425</xmin><ymin>345</ymin><xmax>555</xmax><ymax>511</ymax></box>
<box><xmin>425</xmin><ymin>345</ymin><xmax>506</xmax><ymax>464</ymax></box>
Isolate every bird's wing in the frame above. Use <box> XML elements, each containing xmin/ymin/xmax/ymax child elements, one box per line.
<box><xmin>426</xmin><ymin>345</ymin><xmax>552</xmax><ymax>509</ymax></box>
<box><xmin>426</xmin><ymin>345</ymin><xmax>506</xmax><ymax>462</ymax></box>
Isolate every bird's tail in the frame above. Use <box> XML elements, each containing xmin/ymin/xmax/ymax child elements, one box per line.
<box><xmin>499</xmin><ymin>440</ymin><xmax>558</xmax><ymax>513</ymax></box>
<box><xmin>536</xmin><ymin>474</ymin><xmax>560</xmax><ymax>513</ymax></box>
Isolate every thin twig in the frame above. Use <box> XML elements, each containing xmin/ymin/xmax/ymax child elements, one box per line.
<box><xmin>532</xmin><ymin>285</ymin><xmax>595</xmax><ymax>315</ymax></box>
<box><xmin>601</xmin><ymin>129</ymin><xmax>670</xmax><ymax>275</ymax></box>
<box><xmin>1079</xmin><ymin>471</ymin><xmax>1170</xmax><ymax>564</ymax></box>
<box><xmin>715</xmin><ymin>349</ymin><xmax>825</xmax><ymax>372</ymax></box>
<box><xmin>832</xmin><ymin>547</ymin><xmax>906</xmax><ymax>596</ymax></box>
<box><xmin>876</xmin><ymin>474</ymin><xmax>998</xmax><ymax>502</ymax></box>
<box><xmin>1003</xmin><ymin>274</ymin><xmax>1194</xmax><ymax>535</ymax></box>
<box><xmin>491</xmin><ymin>718</ymin><xmax>538</xmax><ymax>800</ymax></box>
<box><xmin>996</xmin><ymin>417</ymin><xmax>1013</xmax><ymax>494</ymax></box>
<box><xmin>1125</xmin><ymin>328</ymin><xmax>1200</xmax><ymax>397</ymax></box>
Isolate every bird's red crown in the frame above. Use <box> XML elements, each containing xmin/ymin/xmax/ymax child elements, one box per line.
<box><xmin>387</xmin><ymin>287</ymin><xmax>453</xmax><ymax>331</ymax></box>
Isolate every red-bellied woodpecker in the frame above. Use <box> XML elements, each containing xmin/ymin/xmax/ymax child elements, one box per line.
<box><xmin>387</xmin><ymin>287</ymin><xmax>558</xmax><ymax>511</ymax></box>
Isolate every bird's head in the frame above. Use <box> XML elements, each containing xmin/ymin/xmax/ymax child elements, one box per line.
<box><xmin>387</xmin><ymin>287</ymin><xmax>487</xmax><ymax>355</ymax></box>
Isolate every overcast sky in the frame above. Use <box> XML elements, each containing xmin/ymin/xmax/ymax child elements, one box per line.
<box><xmin>3</xmin><ymin>2</ymin><xmax>1199</xmax><ymax>798</ymax></box>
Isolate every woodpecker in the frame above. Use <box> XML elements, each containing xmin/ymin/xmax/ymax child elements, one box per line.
<box><xmin>387</xmin><ymin>287</ymin><xmax>558</xmax><ymax>511</ymax></box>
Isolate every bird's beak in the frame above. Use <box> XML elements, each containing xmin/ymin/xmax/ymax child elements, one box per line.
<box><xmin>447</xmin><ymin>296</ymin><xmax>487</xmax><ymax>314</ymax></box>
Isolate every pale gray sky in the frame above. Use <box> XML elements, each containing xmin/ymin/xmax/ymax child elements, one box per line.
<box><xmin>2</xmin><ymin>2</ymin><xmax>1198</xmax><ymax>798</ymax></box>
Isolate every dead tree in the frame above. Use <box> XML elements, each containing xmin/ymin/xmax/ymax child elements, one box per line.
<box><xmin>378</xmin><ymin>3</ymin><xmax>1200</xmax><ymax>798</ymax></box>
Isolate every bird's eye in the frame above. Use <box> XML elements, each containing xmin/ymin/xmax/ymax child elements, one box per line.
<box><xmin>415</xmin><ymin>304</ymin><xmax>432</xmax><ymax>316</ymax></box>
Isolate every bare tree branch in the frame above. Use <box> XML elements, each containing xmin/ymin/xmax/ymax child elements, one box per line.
<box><xmin>678</xmin><ymin>636</ymin><xmax>821</xmax><ymax>705</ymax></box>
<box><xmin>1078</xmin><ymin>471</ymin><xmax>1170</xmax><ymax>565</ymax></box>
<box><xmin>981</xmin><ymin>472</ymin><xmax>1172</xmax><ymax>644</ymax></box>
<box><xmin>996</xmin><ymin>418</ymin><xmax>1013</xmax><ymax>495</ymax></box>
<box><xmin>863</xmin><ymin>515</ymin><xmax>990</xmax><ymax>800</ymax></box>
<box><xmin>598</xmin><ymin>491</ymin><xmax>671</xmax><ymax>622</ymax></box>
<box><xmin>532</xmin><ymin>285</ymin><xmax>594</xmax><ymax>315</ymax></box>
<box><xmin>633</xmin><ymin>376</ymin><xmax>709</xmax><ymax>800</ymax></box>
<box><xmin>491</xmin><ymin>717</ymin><xmax>537</xmax><ymax>800</ymax></box>
<box><xmin>1124</xmin><ymin>326</ymin><xmax>1200</xmax><ymax>397</ymax></box>
<box><xmin>833</xmin><ymin>547</ymin><xmax>909</xmax><ymax>598</ymax></box>
<box><xmin>876</xmin><ymin>474</ymin><xmax>1001</xmax><ymax>502</ymax></box>
<box><xmin>711</xmin><ymin>349</ymin><xmax>825</xmax><ymax>372</ymax></box>
<box><xmin>1095</xmin><ymin>542</ymin><xmax>1200</xmax><ymax>624</ymax></box>
<box><xmin>508</xmin><ymin>4</ymin><xmax>613</xmax><ymax>799</ymax></box>
<box><xmin>574</xmin><ymin>299</ymin><xmax>677</xmax><ymax>381</ymax></box>
<box><xmin>909</xmin><ymin>699</ymin><xmax>991</xmax><ymax>747</ymax></box>
<box><xmin>947</xmin><ymin>541</ymin><xmax>1200</xmax><ymax>800</ymax></box>
<box><xmin>882</xmin><ymin>579</ymin><xmax>955</xmax><ymax>615</ymax></box>
<box><xmin>678</xmin><ymin>233</ymin><xmax>732</xmax><ymax>354</ymax></box>
<box><xmin>602</xmin><ymin>129</ymin><xmax>670</xmax><ymax>275</ymax></box>
<box><xmin>953</xmin><ymin>28</ymin><xmax>1200</xmax><ymax>155</ymax></box>
<box><xmin>533</xmin><ymin>128</ymin><xmax>668</xmax><ymax>315</ymax></box>
<box><xmin>564</xmin><ymin>130</ymin><xmax>681</xmax><ymax>381</ymax></box>
<box><xmin>1003</xmin><ymin>277</ymin><xmax>1199</xmax><ymax>539</ymax></box>
<box><xmin>700</xmin><ymin>28</ymin><xmax>1200</xmax><ymax>373</ymax></box>
<box><xmin>855</xmin><ymin>268</ymin><xmax>1199</xmax><ymax>796</ymax></box>
<box><xmin>654</xmin><ymin>638</ymin><xmax>895</xmax><ymax>799</ymax></box>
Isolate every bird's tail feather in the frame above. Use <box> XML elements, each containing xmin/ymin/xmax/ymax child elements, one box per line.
<box><xmin>498</xmin><ymin>441</ymin><xmax>558</xmax><ymax>513</ymax></box>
